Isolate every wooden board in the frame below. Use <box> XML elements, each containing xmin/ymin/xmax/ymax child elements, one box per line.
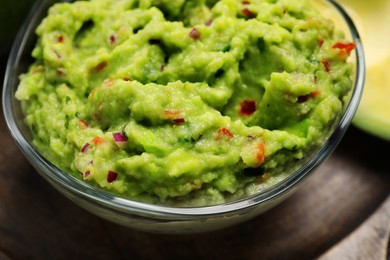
<box><xmin>1</xmin><ymin>59</ymin><xmax>389</xmax><ymax>260</ymax></box>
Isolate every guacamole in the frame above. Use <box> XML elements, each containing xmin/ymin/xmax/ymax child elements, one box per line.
<box><xmin>16</xmin><ymin>0</ymin><xmax>355</xmax><ymax>206</ymax></box>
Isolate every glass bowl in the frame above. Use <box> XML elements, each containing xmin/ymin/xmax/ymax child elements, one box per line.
<box><xmin>2</xmin><ymin>0</ymin><xmax>365</xmax><ymax>234</ymax></box>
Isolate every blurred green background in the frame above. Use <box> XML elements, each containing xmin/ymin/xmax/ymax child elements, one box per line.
<box><xmin>0</xmin><ymin>0</ymin><xmax>35</xmax><ymax>58</ymax></box>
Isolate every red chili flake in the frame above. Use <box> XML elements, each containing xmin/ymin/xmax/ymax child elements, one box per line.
<box><xmin>205</xmin><ymin>19</ymin><xmax>213</xmax><ymax>26</ymax></box>
<box><xmin>217</xmin><ymin>127</ymin><xmax>234</xmax><ymax>140</ymax></box>
<box><xmin>89</xmin><ymin>87</ymin><xmax>98</xmax><ymax>98</ymax></box>
<box><xmin>78</xmin><ymin>118</ymin><xmax>89</xmax><ymax>129</ymax></box>
<box><xmin>32</xmin><ymin>68</ymin><xmax>44</xmax><ymax>74</ymax></box>
<box><xmin>242</xmin><ymin>0</ymin><xmax>250</xmax><ymax>4</ymax></box>
<box><xmin>173</xmin><ymin>118</ymin><xmax>185</xmax><ymax>123</ymax></box>
<box><xmin>321</xmin><ymin>59</ymin><xmax>331</xmax><ymax>73</ymax></box>
<box><xmin>240</xmin><ymin>100</ymin><xmax>257</xmax><ymax>116</ymax></box>
<box><xmin>163</xmin><ymin>109</ymin><xmax>181</xmax><ymax>119</ymax></box>
<box><xmin>54</xmin><ymin>50</ymin><xmax>62</xmax><ymax>59</ymax></box>
<box><xmin>109</xmin><ymin>35</ymin><xmax>117</xmax><ymax>45</ymax></box>
<box><xmin>310</xmin><ymin>89</ymin><xmax>321</xmax><ymax>97</ymax></box>
<box><xmin>89</xmin><ymin>87</ymin><xmax>98</xmax><ymax>96</ymax></box>
<box><xmin>107</xmin><ymin>171</ymin><xmax>118</xmax><ymax>183</ymax></box>
<box><xmin>56</xmin><ymin>68</ymin><xmax>65</xmax><ymax>76</ymax></box>
<box><xmin>189</xmin><ymin>28</ymin><xmax>200</xmax><ymax>40</ymax></box>
<box><xmin>297</xmin><ymin>89</ymin><xmax>321</xmax><ymax>103</ymax></box>
<box><xmin>92</xmin><ymin>137</ymin><xmax>105</xmax><ymax>145</ymax></box>
<box><xmin>332</xmin><ymin>42</ymin><xmax>356</xmax><ymax>56</ymax></box>
<box><xmin>57</xmin><ymin>35</ymin><xmax>64</xmax><ymax>43</ymax></box>
<box><xmin>123</xmin><ymin>77</ymin><xmax>132</xmax><ymax>81</ymax></box>
<box><xmin>319</xmin><ymin>38</ymin><xmax>324</xmax><ymax>47</ymax></box>
<box><xmin>256</xmin><ymin>141</ymin><xmax>265</xmax><ymax>165</ymax></box>
<box><xmin>242</xmin><ymin>8</ymin><xmax>256</xmax><ymax>18</ymax></box>
<box><xmin>81</xmin><ymin>143</ymin><xmax>90</xmax><ymax>153</ymax></box>
<box><xmin>103</xmin><ymin>77</ymin><xmax>116</xmax><ymax>88</ymax></box>
<box><xmin>256</xmin><ymin>172</ymin><xmax>270</xmax><ymax>184</ymax></box>
<box><xmin>92</xmin><ymin>61</ymin><xmax>108</xmax><ymax>73</ymax></box>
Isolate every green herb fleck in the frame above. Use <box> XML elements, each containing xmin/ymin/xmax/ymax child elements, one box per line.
<box><xmin>65</xmin><ymin>115</ymin><xmax>70</xmax><ymax>129</ymax></box>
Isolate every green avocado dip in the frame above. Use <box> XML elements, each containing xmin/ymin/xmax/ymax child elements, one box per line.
<box><xmin>16</xmin><ymin>0</ymin><xmax>356</xmax><ymax>206</ymax></box>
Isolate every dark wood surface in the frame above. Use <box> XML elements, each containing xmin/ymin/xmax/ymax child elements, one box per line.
<box><xmin>1</xmin><ymin>56</ymin><xmax>390</xmax><ymax>260</ymax></box>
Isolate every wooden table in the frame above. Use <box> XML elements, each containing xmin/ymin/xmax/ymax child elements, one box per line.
<box><xmin>1</xmin><ymin>56</ymin><xmax>389</xmax><ymax>260</ymax></box>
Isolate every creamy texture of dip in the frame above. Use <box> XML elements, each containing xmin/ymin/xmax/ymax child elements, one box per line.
<box><xmin>16</xmin><ymin>0</ymin><xmax>355</xmax><ymax>206</ymax></box>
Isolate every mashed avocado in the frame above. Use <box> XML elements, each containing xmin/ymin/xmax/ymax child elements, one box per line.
<box><xmin>16</xmin><ymin>0</ymin><xmax>355</xmax><ymax>206</ymax></box>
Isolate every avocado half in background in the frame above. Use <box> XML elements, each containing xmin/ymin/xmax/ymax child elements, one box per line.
<box><xmin>0</xmin><ymin>0</ymin><xmax>35</xmax><ymax>57</ymax></box>
<box><xmin>337</xmin><ymin>0</ymin><xmax>390</xmax><ymax>141</ymax></box>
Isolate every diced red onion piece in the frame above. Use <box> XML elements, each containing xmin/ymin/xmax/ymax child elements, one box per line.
<box><xmin>173</xmin><ymin>118</ymin><xmax>185</xmax><ymax>123</ymax></box>
<box><xmin>107</xmin><ymin>171</ymin><xmax>118</xmax><ymax>183</ymax></box>
<box><xmin>240</xmin><ymin>100</ymin><xmax>257</xmax><ymax>116</ymax></box>
<box><xmin>242</xmin><ymin>8</ymin><xmax>256</xmax><ymax>18</ymax></box>
<box><xmin>113</xmin><ymin>132</ymin><xmax>127</xmax><ymax>149</ymax></box>
<box><xmin>189</xmin><ymin>28</ymin><xmax>200</xmax><ymax>40</ymax></box>
<box><xmin>81</xmin><ymin>143</ymin><xmax>90</xmax><ymax>153</ymax></box>
<box><xmin>113</xmin><ymin>132</ymin><xmax>127</xmax><ymax>142</ymax></box>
